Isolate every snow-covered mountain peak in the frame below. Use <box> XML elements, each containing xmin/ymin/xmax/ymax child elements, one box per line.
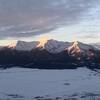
<box><xmin>44</xmin><ymin>39</ymin><xmax>71</xmax><ymax>53</ymax></box>
<box><xmin>7</xmin><ymin>42</ymin><xmax>17</xmax><ymax>49</ymax></box>
<box><xmin>16</xmin><ymin>40</ymin><xmax>39</xmax><ymax>51</ymax></box>
<box><xmin>68</xmin><ymin>41</ymin><xmax>95</xmax><ymax>55</ymax></box>
<box><xmin>37</xmin><ymin>37</ymin><xmax>49</xmax><ymax>48</ymax></box>
<box><xmin>68</xmin><ymin>41</ymin><xmax>81</xmax><ymax>55</ymax></box>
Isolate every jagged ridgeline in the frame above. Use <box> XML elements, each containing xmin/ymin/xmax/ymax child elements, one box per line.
<box><xmin>0</xmin><ymin>39</ymin><xmax>100</xmax><ymax>69</ymax></box>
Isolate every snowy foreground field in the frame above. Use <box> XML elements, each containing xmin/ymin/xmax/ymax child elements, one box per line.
<box><xmin>0</xmin><ymin>68</ymin><xmax>100</xmax><ymax>100</ymax></box>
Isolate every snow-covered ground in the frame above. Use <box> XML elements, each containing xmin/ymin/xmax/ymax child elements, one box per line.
<box><xmin>0</xmin><ymin>67</ymin><xmax>100</xmax><ymax>100</ymax></box>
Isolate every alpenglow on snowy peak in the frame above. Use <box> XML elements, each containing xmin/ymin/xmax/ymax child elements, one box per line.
<box><xmin>15</xmin><ymin>39</ymin><xmax>96</xmax><ymax>54</ymax></box>
<box><xmin>68</xmin><ymin>41</ymin><xmax>81</xmax><ymax>55</ymax></box>
<box><xmin>68</xmin><ymin>41</ymin><xmax>95</xmax><ymax>55</ymax></box>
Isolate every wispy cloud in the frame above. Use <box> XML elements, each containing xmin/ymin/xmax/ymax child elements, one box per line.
<box><xmin>78</xmin><ymin>34</ymin><xmax>100</xmax><ymax>39</ymax></box>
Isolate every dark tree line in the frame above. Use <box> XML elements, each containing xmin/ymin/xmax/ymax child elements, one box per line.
<box><xmin>0</xmin><ymin>47</ymin><xmax>100</xmax><ymax>69</ymax></box>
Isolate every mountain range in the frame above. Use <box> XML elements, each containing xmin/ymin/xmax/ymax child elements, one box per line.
<box><xmin>0</xmin><ymin>39</ymin><xmax>99</xmax><ymax>69</ymax></box>
<box><xmin>14</xmin><ymin>39</ymin><xmax>98</xmax><ymax>54</ymax></box>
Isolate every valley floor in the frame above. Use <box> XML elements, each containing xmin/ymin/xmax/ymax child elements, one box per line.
<box><xmin>0</xmin><ymin>67</ymin><xmax>100</xmax><ymax>100</ymax></box>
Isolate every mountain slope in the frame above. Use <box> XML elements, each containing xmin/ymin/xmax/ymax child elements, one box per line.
<box><xmin>91</xmin><ymin>43</ymin><xmax>100</xmax><ymax>50</ymax></box>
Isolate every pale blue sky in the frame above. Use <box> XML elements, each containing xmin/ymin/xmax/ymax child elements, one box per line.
<box><xmin>0</xmin><ymin>0</ymin><xmax>100</xmax><ymax>45</ymax></box>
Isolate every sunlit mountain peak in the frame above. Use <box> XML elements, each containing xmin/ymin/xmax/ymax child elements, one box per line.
<box><xmin>73</xmin><ymin>40</ymin><xmax>78</xmax><ymax>45</ymax></box>
<box><xmin>68</xmin><ymin>40</ymin><xmax>81</xmax><ymax>55</ymax></box>
<box><xmin>7</xmin><ymin>42</ymin><xmax>17</xmax><ymax>48</ymax></box>
<box><xmin>37</xmin><ymin>36</ymin><xmax>49</xmax><ymax>48</ymax></box>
